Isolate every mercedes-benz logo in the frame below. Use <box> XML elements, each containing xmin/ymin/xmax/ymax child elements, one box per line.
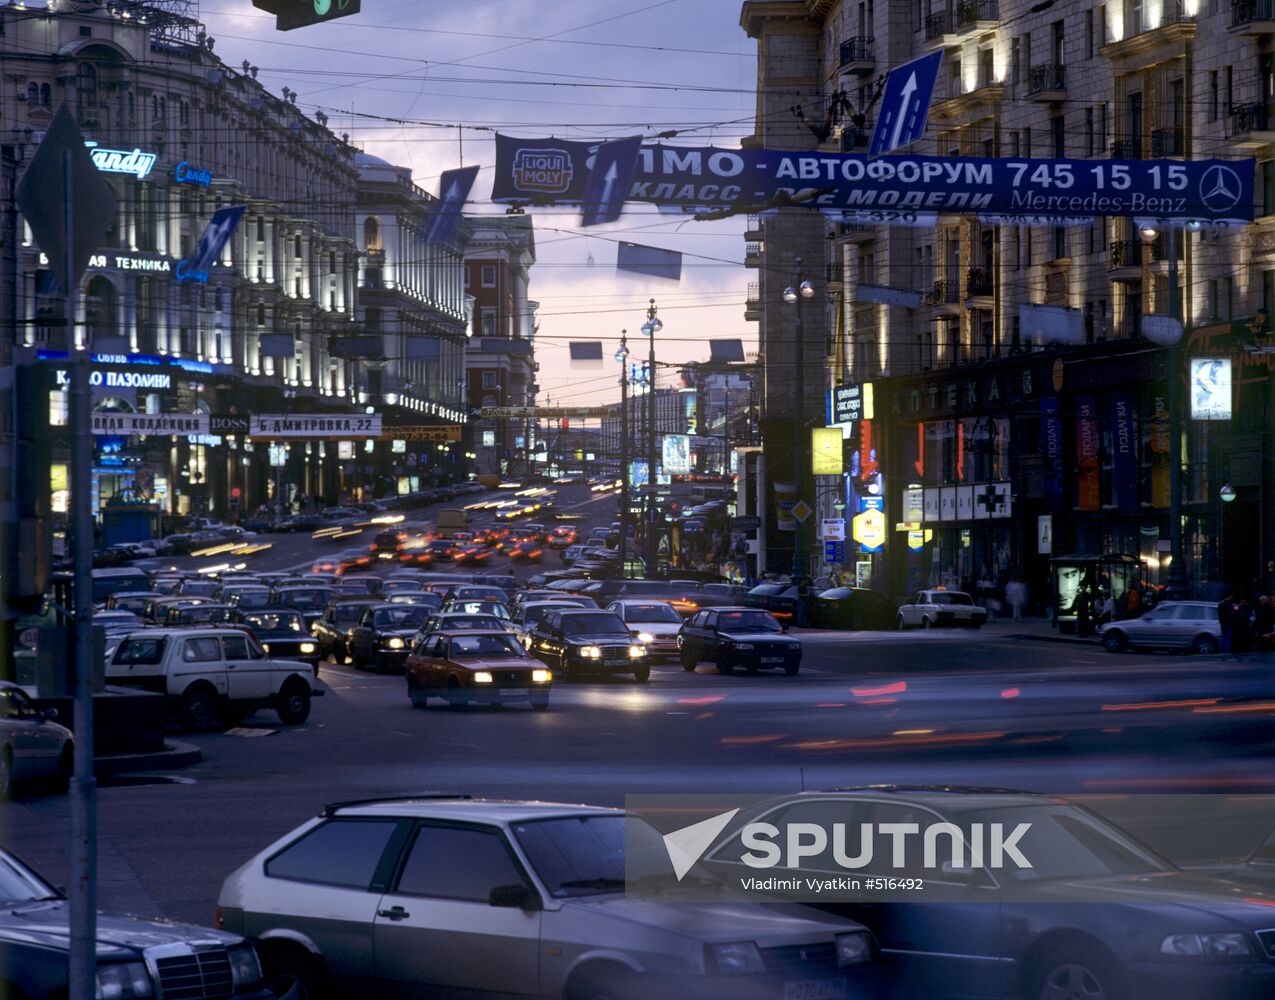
<box><xmin>1199</xmin><ymin>164</ymin><xmax>1242</xmax><ymax>214</ymax></box>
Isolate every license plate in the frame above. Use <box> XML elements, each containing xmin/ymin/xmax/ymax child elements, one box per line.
<box><xmin>761</xmin><ymin>657</ymin><xmax>784</xmax><ymax>663</ymax></box>
<box><xmin>784</xmin><ymin>981</ymin><xmax>846</xmax><ymax>1000</ymax></box>
<box><xmin>500</xmin><ymin>688</ymin><xmax>530</xmax><ymax>697</ymax></box>
<box><xmin>603</xmin><ymin>658</ymin><xmax>629</xmax><ymax>666</ymax></box>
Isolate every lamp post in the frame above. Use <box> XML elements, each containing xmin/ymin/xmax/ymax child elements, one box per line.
<box><xmin>616</xmin><ymin>331</ymin><xmax>630</xmax><ymax>577</ymax></box>
<box><xmin>783</xmin><ymin>263</ymin><xmax>815</xmax><ymax>579</ymax></box>
<box><xmin>642</xmin><ymin>299</ymin><xmax>662</xmax><ymax>578</ymax></box>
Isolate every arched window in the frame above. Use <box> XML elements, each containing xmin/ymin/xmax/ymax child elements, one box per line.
<box><xmin>77</xmin><ymin>63</ymin><xmax>97</xmax><ymax>108</ymax></box>
<box><xmin>364</xmin><ymin>216</ymin><xmax>381</xmax><ymax>251</ymax></box>
<box><xmin>256</xmin><ymin>303</ymin><xmax>267</xmax><ymax>327</ymax></box>
<box><xmin>40</xmin><ymin>83</ymin><xmax>50</xmax><ymax>106</ymax></box>
<box><xmin>26</xmin><ymin>83</ymin><xmax>38</xmax><ymax>104</ymax></box>
<box><xmin>151</xmin><ymin>95</ymin><xmax>159</xmax><ymax>120</ymax></box>
<box><xmin>84</xmin><ymin>276</ymin><xmax>118</xmax><ymax>344</ymax></box>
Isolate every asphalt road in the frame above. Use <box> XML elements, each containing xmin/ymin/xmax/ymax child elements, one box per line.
<box><xmin>5</xmin><ymin>481</ymin><xmax>1275</xmax><ymax>927</ymax></box>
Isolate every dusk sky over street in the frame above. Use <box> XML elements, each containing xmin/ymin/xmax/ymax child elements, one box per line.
<box><xmin>199</xmin><ymin>0</ymin><xmax>760</xmax><ymax>406</ymax></box>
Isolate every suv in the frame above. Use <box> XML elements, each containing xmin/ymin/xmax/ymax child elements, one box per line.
<box><xmin>105</xmin><ymin>628</ymin><xmax>323</xmax><ymax>730</ymax></box>
<box><xmin>218</xmin><ymin>797</ymin><xmax>873</xmax><ymax>1000</ymax></box>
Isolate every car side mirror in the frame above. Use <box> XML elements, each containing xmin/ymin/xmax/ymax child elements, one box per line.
<box><xmin>41</xmin><ymin>706</ymin><xmax>59</xmax><ymax>722</ymax></box>
<box><xmin>488</xmin><ymin>883</ymin><xmax>541</xmax><ymax>910</ymax></box>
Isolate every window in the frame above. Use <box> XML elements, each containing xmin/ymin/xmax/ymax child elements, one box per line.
<box><xmin>1023</xmin><ymin>127</ymin><xmax>1032</xmax><ymax>157</ymax></box>
<box><xmin>26</xmin><ymin>82</ymin><xmax>37</xmax><ymax>104</ymax></box>
<box><xmin>1098</xmin><ymin>4</ymin><xmax>1106</xmax><ymax>46</ymax></box>
<box><xmin>1051</xmin><ymin>116</ymin><xmax>1065</xmax><ymax>158</ymax></box>
<box><xmin>266</xmin><ymin>819</ymin><xmax>402</xmax><ymax>888</ymax></box>
<box><xmin>1085</xmin><ymin>9</ymin><xmax>1094</xmax><ymax>58</ymax></box>
<box><xmin>481</xmin><ymin>265</ymin><xmax>497</xmax><ymax>287</ymax></box>
<box><xmin>182</xmin><ymin>637</ymin><xmax>222</xmax><ymax>663</ymax></box>
<box><xmin>1011</xmin><ymin>37</ymin><xmax>1021</xmax><ymax>84</ymax></box>
<box><xmin>1209</xmin><ymin>71</ymin><xmax>1218</xmax><ymax>122</ymax></box>
<box><xmin>0</xmin><ymin>687</ymin><xmax>41</xmax><ymax>720</ymax></box>
<box><xmin>1225</xmin><ymin>65</ymin><xmax>1233</xmax><ymax>119</ymax></box>
<box><xmin>481</xmin><ymin>371</ymin><xmax>497</xmax><ymax>389</ymax></box>
<box><xmin>480</xmin><ymin>308</ymin><xmax>497</xmax><ymax>337</ymax></box>
<box><xmin>77</xmin><ymin>63</ymin><xmax>97</xmax><ymax>108</ymax></box>
<box><xmin>395</xmin><ymin>825</ymin><xmax>526</xmax><ymax>902</ymax></box>
<box><xmin>1086</xmin><ymin>108</ymin><xmax>1095</xmax><ymax>156</ymax></box>
<box><xmin>222</xmin><ymin>635</ymin><xmax>251</xmax><ymax>660</ymax></box>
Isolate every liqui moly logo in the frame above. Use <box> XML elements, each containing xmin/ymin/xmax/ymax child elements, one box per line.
<box><xmin>512</xmin><ymin>148</ymin><xmax>573</xmax><ymax>193</ymax></box>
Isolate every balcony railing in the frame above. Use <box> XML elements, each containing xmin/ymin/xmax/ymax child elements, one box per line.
<box><xmin>839</xmin><ymin>36</ymin><xmax>874</xmax><ymax>66</ymax></box>
<box><xmin>746</xmin><ymin>281</ymin><xmax>760</xmax><ymax>304</ymax></box>
<box><xmin>1233</xmin><ymin>101</ymin><xmax>1271</xmax><ymax>133</ymax></box>
<box><xmin>1233</xmin><ymin>0</ymin><xmax>1275</xmax><ymax>26</ymax></box>
<box><xmin>840</xmin><ymin>124</ymin><xmax>870</xmax><ymax>151</ymax></box>
<box><xmin>927</xmin><ymin>279</ymin><xmax>961</xmax><ymax>305</ymax></box>
<box><xmin>924</xmin><ymin>11</ymin><xmax>952</xmax><ymax>40</ymax></box>
<box><xmin>1026</xmin><ymin>64</ymin><xmax>1066</xmax><ymax>95</ymax></box>
<box><xmin>1108</xmin><ymin>241</ymin><xmax>1145</xmax><ymax>269</ymax></box>
<box><xmin>956</xmin><ymin>0</ymin><xmax>999</xmax><ymax>29</ymax></box>
<box><xmin>826</xmin><ymin>262</ymin><xmax>845</xmax><ymax>285</ymax></box>
<box><xmin>967</xmin><ymin>268</ymin><xmax>993</xmax><ymax>296</ymax></box>
<box><xmin>1110</xmin><ymin>138</ymin><xmax>1144</xmax><ymax>159</ymax></box>
<box><xmin>1150</xmin><ymin>126</ymin><xmax>1186</xmax><ymax>156</ymax></box>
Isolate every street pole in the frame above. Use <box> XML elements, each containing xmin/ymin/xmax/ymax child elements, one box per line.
<box><xmin>787</xmin><ymin>263</ymin><xmax>812</xmax><ymax>580</ymax></box>
<box><xmin>1165</xmin><ymin>224</ymin><xmax>1186</xmax><ymax>599</ymax></box>
<box><xmin>616</xmin><ymin>331</ymin><xmax>630</xmax><ymax>577</ymax></box>
<box><xmin>722</xmin><ymin>374</ymin><xmax>730</xmax><ymax>478</ymax></box>
<box><xmin>65</xmin><ymin>147</ymin><xmax>98</xmax><ymax>1000</ymax></box>
<box><xmin>643</xmin><ymin>299</ymin><xmax>661</xmax><ymax>579</ymax></box>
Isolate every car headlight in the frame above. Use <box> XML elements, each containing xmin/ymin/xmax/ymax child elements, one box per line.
<box><xmin>580</xmin><ymin>645</ymin><xmax>602</xmax><ymax>659</ymax></box>
<box><xmin>95</xmin><ymin>961</ymin><xmax>153</xmax><ymax>998</ymax></box>
<box><xmin>636</xmin><ymin>631</ymin><xmax>655</xmax><ymax>643</ymax></box>
<box><xmin>385</xmin><ymin>637</ymin><xmax>406</xmax><ymax>649</ymax></box>
<box><xmin>835</xmin><ymin>931</ymin><xmax>873</xmax><ymax>967</ymax></box>
<box><xmin>227</xmin><ymin>944</ymin><xmax>263</xmax><ymax>988</ymax></box>
<box><xmin>709</xmin><ymin>941</ymin><xmax>765</xmax><ymax>976</ymax></box>
<box><xmin>300</xmin><ymin>642</ymin><xmax>317</xmax><ymax>654</ymax></box>
<box><xmin>1161</xmin><ymin>933</ymin><xmax>1254</xmax><ymax>957</ymax></box>
<box><xmin>532</xmin><ymin>668</ymin><xmax>552</xmax><ymax>684</ymax></box>
<box><xmin>473</xmin><ymin>671</ymin><xmax>494</xmax><ymax>684</ymax></box>
<box><xmin>629</xmin><ymin>645</ymin><xmax>645</xmax><ymax>658</ymax></box>
<box><xmin>261</xmin><ymin>643</ymin><xmax>271</xmax><ymax>652</ymax></box>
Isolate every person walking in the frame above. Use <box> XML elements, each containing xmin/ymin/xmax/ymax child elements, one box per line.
<box><xmin>1005</xmin><ymin>577</ymin><xmax>1028</xmax><ymax>622</ymax></box>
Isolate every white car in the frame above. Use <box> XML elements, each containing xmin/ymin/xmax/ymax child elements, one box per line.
<box><xmin>0</xmin><ymin>682</ymin><xmax>73</xmax><ymax>797</ymax></box>
<box><xmin>607</xmin><ymin>599</ymin><xmax>685</xmax><ymax>660</ymax></box>
<box><xmin>106</xmin><ymin>628</ymin><xmax>323</xmax><ymax>730</ymax></box>
<box><xmin>895</xmin><ymin>589</ymin><xmax>988</xmax><ymax>630</ymax></box>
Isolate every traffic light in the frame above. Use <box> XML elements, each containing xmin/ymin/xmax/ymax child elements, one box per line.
<box><xmin>252</xmin><ymin>0</ymin><xmax>362</xmax><ymax>31</ymax></box>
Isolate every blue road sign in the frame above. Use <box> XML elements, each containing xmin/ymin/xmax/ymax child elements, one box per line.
<box><xmin>581</xmin><ymin>136</ymin><xmax>642</xmax><ymax>227</ymax></box>
<box><xmin>870</xmin><ymin>50</ymin><xmax>943</xmax><ymax>157</ymax></box>
<box><xmin>825</xmin><ymin>541</ymin><xmax>846</xmax><ymax>564</ymax></box>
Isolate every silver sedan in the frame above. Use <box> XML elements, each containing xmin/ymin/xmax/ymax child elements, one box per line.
<box><xmin>0</xmin><ymin>682</ymin><xmax>73</xmax><ymax>797</ymax></box>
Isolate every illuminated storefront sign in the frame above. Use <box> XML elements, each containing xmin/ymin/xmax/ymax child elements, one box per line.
<box><xmin>811</xmin><ymin>427</ymin><xmax>843</xmax><ymax>475</ymax></box>
<box><xmin>85</xmin><ymin>141</ymin><xmax>156</xmax><ymax>179</ymax></box>
<box><xmin>174</xmin><ymin>161</ymin><xmax>214</xmax><ymax>187</ymax></box>
<box><xmin>54</xmin><ymin>368</ymin><xmax>172</xmax><ymax>389</ymax></box>
<box><xmin>39</xmin><ymin>250</ymin><xmax>173</xmax><ymax>274</ymax></box>
<box><xmin>1189</xmin><ymin>358</ymin><xmax>1232</xmax><ymax>419</ymax></box>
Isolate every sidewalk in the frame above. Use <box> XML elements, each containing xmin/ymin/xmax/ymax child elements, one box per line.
<box><xmin>986</xmin><ymin>616</ymin><xmax>1098</xmax><ymax>644</ymax></box>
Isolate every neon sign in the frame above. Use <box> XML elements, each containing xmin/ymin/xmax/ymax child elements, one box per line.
<box><xmin>174</xmin><ymin>161</ymin><xmax>213</xmax><ymax>188</ymax></box>
<box><xmin>84</xmin><ymin>142</ymin><xmax>156</xmax><ymax>180</ymax></box>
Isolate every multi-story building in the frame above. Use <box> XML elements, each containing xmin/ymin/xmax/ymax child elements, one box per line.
<box><xmin>742</xmin><ymin>0</ymin><xmax>1275</xmax><ymax>604</ymax></box>
<box><xmin>463</xmin><ymin>216</ymin><xmax>538</xmax><ymax>477</ymax></box>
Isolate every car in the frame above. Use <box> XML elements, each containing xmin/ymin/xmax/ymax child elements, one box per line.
<box><xmin>807</xmin><ymin>587</ymin><xmax>898</xmax><ymax>630</ymax></box>
<box><xmin>547</xmin><ymin>526</ymin><xmax>577</xmax><ymax>549</ymax></box>
<box><xmin>0</xmin><ymin>845</ymin><xmax>274</xmax><ymax>1000</ymax></box>
<box><xmin>441</xmin><ymin>598</ymin><xmax>511</xmax><ymax>620</ymax></box>
<box><xmin>561</xmin><ymin>543</ymin><xmax>586</xmax><ymax>564</ymax></box>
<box><xmin>527</xmin><ymin>609</ymin><xmax>650</xmax><ymax>682</ymax></box>
<box><xmin>93</xmin><ymin>609</ymin><xmax>143</xmax><ymax>643</ymax></box>
<box><xmin>311</xmin><ymin>598</ymin><xmax>382</xmax><ymax>663</ymax></box>
<box><xmin>741</xmin><ymin>581</ymin><xmax>807</xmax><ymax>623</ymax></box>
<box><xmin>102</xmin><ymin>590</ymin><xmax>161</xmax><ymax>615</ymax></box>
<box><xmin>90</xmin><ymin>567</ymin><xmax>153</xmax><ymax>606</ymax></box>
<box><xmin>268</xmin><ymin>586</ymin><xmax>335</xmax><ymax>628</ymax></box>
<box><xmin>511</xmin><ymin>600</ymin><xmax>594</xmax><ymax>647</ymax></box>
<box><xmin>385</xmin><ymin>591</ymin><xmax>444</xmax><ymax>610</ymax></box>
<box><xmin>346</xmin><ymin>604</ymin><xmax>433</xmax><ymax>672</ymax></box>
<box><xmin>223</xmin><ymin>586</ymin><xmax>273</xmax><ymax>611</ymax></box>
<box><xmin>508</xmin><ymin>539</ymin><xmax>544</xmax><ymax>561</ymax></box>
<box><xmin>607</xmin><ymin>599</ymin><xmax>686</xmax><ymax>661</ymax></box>
<box><xmin>216</xmin><ymin>797</ymin><xmax>873</xmax><ymax>1000</ymax></box>
<box><xmin>418</xmin><ymin>611</ymin><xmax>513</xmax><ymax>639</ymax></box>
<box><xmin>449</xmin><ymin>585</ymin><xmax>511</xmax><ymax>605</ymax></box>
<box><xmin>141</xmin><ymin>594</ymin><xmax>215</xmax><ymax>625</ymax></box>
<box><xmin>454</xmin><ymin>541</ymin><xmax>492</xmax><ymax>564</ymax></box>
<box><xmin>425</xmin><ymin>538</ymin><xmax>456</xmax><ymax>562</ymax></box>
<box><xmin>333</xmin><ymin>574</ymin><xmax>382</xmax><ymax>596</ymax></box>
<box><xmin>371</xmin><ymin>529</ymin><xmax>407</xmax><ymax>561</ymax></box>
<box><xmin>162</xmin><ymin>602</ymin><xmax>235</xmax><ymax>627</ymax></box>
<box><xmin>699</xmin><ymin>788</ymin><xmax>1275</xmax><ymax>1000</ymax></box>
<box><xmin>234</xmin><ymin>609</ymin><xmax>321</xmax><ymax>673</ymax></box>
<box><xmin>1097</xmin><ymin>601</ymin><xmax>1222</xmax><ymax>654</ymax></box>
<box><xmin>0</xmin><ymin>682</ymin><xmax>73</xmax><ymax>797</ymax></box>
<box><xmin>896</xmin><ymin>589</ymin><xmax>988</xmax><ymax>630</ymax></box>
<box><xmin>106</xmin><ymin>628</ymin><xmax>323</xmax><ymax>730</ymax></box>
<box><xmin>380</xmin><ymin>578</ymin><xmax>425</xmax><ymax>596</ymax></box>
<box><xmin>406</xmin><ymin>630</ymin><xmax>552</xmax><ymax>710</ymax></box>
<box><xmin>173</xmin><ymin>577</ymin><xmax>222</xmax><ymax>599</ymax></box>
<box><xmin>678</xmin><ymin>607</ymin><xmax>803</xmax><ymax>675</ymax></box>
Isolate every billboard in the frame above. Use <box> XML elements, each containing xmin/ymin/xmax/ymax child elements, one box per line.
<box><xmin>662</xmin><ymin>434</ymin><xmax>691</xmax><ymax>475</ymax></box>
<box><xmin>811</xmin><ymin>427</ymin><xmax>843</xmax><ymax>476</ymax></box>
<box><xmin>1190</xmin><ymin>359</ymin><xmax>1232</xmax><ymax>420</ymax></box>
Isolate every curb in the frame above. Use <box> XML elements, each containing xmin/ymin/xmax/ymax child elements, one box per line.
<box><xmin>93</xmin><ymin>740</ymin><xmax>202</xmax><ymax>777</ymax></box>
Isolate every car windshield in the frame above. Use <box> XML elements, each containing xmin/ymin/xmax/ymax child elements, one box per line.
<box><xmin>277</xmin><ymin>589</ymin><xmax>332</xmax><ymax>610</ymax></box>
<box><xmin>442</xmin><ymin>615</ymin><xmax>505</xmax><ymax>631</ymax></box>
<box><xmin>233</xmin><ymin>590</ymin><xmax>272</xmax><ymax>609</ymax></box>
<box><xmin>373</xmin><ymin>607</ymin><xmax>430</xmax><ymax>628</ymax></box>
<box><xmin>448</xmin><ymin>634</ymin><xmax>526</xmax><ymax>659</ymax></box>
<box><xmin>960</xmin><ymin>805</ymin><xmax>1173</xmax><ymax>883</ymax></box>
<box><xmin>0</xmin><ymin>852</ymin><xmax>61</xmax><ymax>903</ymax></box>
<box><xmin>332</xmin><ymin>604</ymin><xmax>373</xmax><ymax>625</ymax></box>
<box><xmin>561</xmin><ymin>614</ymin><xmax>627</xmax><ymax>636</ymax></box>
<box><xmin>512</xmin><ymin>815</ymin><xmax>671</xmax><ymax>897</ymax></box>
<box><xmin>931</xmin><ymin>592</ymin><xmax>973</xmax><ymax>605</ymax></box>
<box><xmin>451</xmin><ymin>601</ymin><xmax>509</xmax><ymax>618</ymax></box>
<box><xmin>243</xmin><ymin>612</ymin><xmax>303</xmax><ymax>633</ymax></box>
<box><xmin>716</xmin><ymin>611</ymin><xmax>782</xmax><ymax>633</ymax></box>
<box><xmin>113</xmin><ymin>637</ymin><xmax>167</xmax><ymax>665</ymax></box>
<box><xmin>179</xmin><ymin>581</ymin><xmax>220</xmax><ymax>597</ymax></box>
<box><xmin>621</xmin><ymin>604</ymin><xmax>682</xmax><ymax>624</ymax></box>
<box><xmin>95</xmin><ymin>612</ymin><xmax>140</xmax><ymax>626</ymax></box>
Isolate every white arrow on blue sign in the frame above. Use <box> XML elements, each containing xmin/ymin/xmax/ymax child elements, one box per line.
<box><xmin>581</xmin><ymin>136</ymin><xmax>642</xmax><ymax>227</ymax></box>
<box><xmin>870</xmin><ymin>50</ymin><xmax>943</xmax><ymax>157</ymax></box>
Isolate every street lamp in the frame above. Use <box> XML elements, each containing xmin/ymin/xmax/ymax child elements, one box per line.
<box><xmin>641</xmin><ymin>299</ymin><xmax>662</xmax><ymax>578</ymax></box>
<box><xmin>616</xmin><ymin>331</ymin><xmax>630</xmax><ymax>576</ymax></box>
<box><xmin>782</xmin><ymin>262</ymin><xmax>815</xmax><ymax>579</ymax></box>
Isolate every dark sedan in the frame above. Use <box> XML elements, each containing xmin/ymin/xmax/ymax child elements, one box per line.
<box><xmin>268</xmin><ymin>586</ymin><xmax>335</xmax><ymax>628</ymax></box>
<box><xmin>235</xmin><ymin>609</ymin><xmax>321</xmax><ymax>673</ymax></box>
<box><xmin>526</xmin><ymin>609</ymin><xmax>649</xmax><ymax>682</ymax></box>
<box><xmin>311</xmin><ymin>597</ymin><xmax>381</xmax><ymax>663</ymax></box>
<box><xmin>347</xmin><ymin>604</ymin><xmax>432</xmax><ymax>672</ymax></box>
<box><xmin>807</xmin><ymin>587</ymin><xmax>897</xmax><ymax>630</ymax></box>
<box><xmin>678</xmin><ymin>607</ymin><xmax>802</xmax><ymax>675</ymax></box>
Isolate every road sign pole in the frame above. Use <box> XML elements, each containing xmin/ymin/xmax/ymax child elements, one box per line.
<box><xmin>65</xmin><ymin>146</ymin><xmax>98</xmax><ymax>1000</ymax></box>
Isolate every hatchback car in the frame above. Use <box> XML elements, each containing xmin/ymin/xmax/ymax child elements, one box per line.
<box><xmin>678</xmin><ymin>608</ymin><xmax>802</xmax><ymax>675</ymax></box>
<box><xmin>1097</xmin><ymin>601</ymin><xmax>1222</xmax><ymax>654</ymax></box>
<box><xmin>406</xmin><ymin>630</ymin><xmax>552</xmax><ymax>710</ymax></box>
<box><xmin>217</xmin><ymin>797</ymin><xmax>874</xmax><ymax>1000</ymax></box>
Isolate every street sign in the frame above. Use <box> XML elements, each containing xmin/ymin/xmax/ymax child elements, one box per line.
<box><xmin>870</xmin><ymin>50</ymin><xmax>943</xmax><ymax>157</ymax></box>
<box><xmin>790</xmin><ymin>499</ymin><xmax>813</xmax><ymax>523</ymax></box>
<box><xmin>253</xmin><ymin>0</ymin><xmax>362</xmax><ymax>31</ymax></box>
<box><xmin>824</xmin><ymin>540</ymin><xmax>846</xmax><ymax>564</ymax></box>
<box><xmin>91</xmin><ymin>413</ymin><xmax>210</xmax><ymax>436</ymax></box>
<box><xmin>250</xmin><ymin>414</ymin><xmax>381</xmax><ymax>438</ymax></box>
<box><xmin>378</xmin><ymin>425</ymin><xmax>463</xmax><ymax>442</ymax></box>
<box><xmin>1037</xmin><ymin>515</ymin><xmax>1053</xmax><ymax>555</ymax></box>
<box><xmin>731</xmin><ymin>515</ymin><xmax>761</xmax><ymax>531</ymax></box>
<box><xmin>819</xmin><ymin>517</ymin><xmax>846</xmax><ymax>541</ymax></box>
<box><xmin>581</xmin><ymin>136</ymin><xmax>642</xmax><ymax>227</ymax></box>
<box><xmin>428</xmin><ymin>165</ymin><xmax>480</xmax><ymax>245</ymax></box>
<box><xmin>852</xmin><ymin>508</ymin><xmax>886</xmax><ymax>552</ymax></box>
<box><xmin>1142</xmin><ymin>314</ymin><xmax>1185</xmax><ymax>347</ymax></box>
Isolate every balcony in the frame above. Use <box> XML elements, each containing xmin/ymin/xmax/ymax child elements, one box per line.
<box><xmin>745</xmin><ymin>281</ymin><xmax>760</xmax><ymax>322</ymax></box>
<box><xmin>1026</xmin><ymin>64</ymin><xmax>1066</xmax><ymax>102</ymax></box>
<box><xmin>1230</xmin><ymin>0</ymin><xmax>1275</xmax><ymax>33</ymax></box>
<box><xmin>1108</xmin><ymin>240</ymin><xmax>1146</xmax><ymax>280</ymax></box>
<box><xmin>837</xmin><ymin>223</ymin><xmax>877</xmax><ymax>244</ymax></box>
<box><xmin>840</xmin><ymin>123</ymin><xmax>870</xmax><ymax>152</ymax></box>
<box><xmin>966</xmin><ymin>267</ymin><xmax>994</xmax><ymax>298</ymax></box>
<box><xmin>1110</xmin><ymin>138</ymin><xmax>1144</xmax><ymax>159</ymax></box>
<box><xmin>744</xmin><ymin>214</ymin><xmax>762</xmax><ymax>240</ymax></box>
<box><xmin>826</xmin><ymin>261</ymin><xmax>845</xmax><ymax>288</ymax></box>
<box><xmin>926</xmin><ymin>279</ymin><xmax>962</xmax><ymax>314</ymax></box>
<box><xmin>1231</xmin><ymin>102</ymin><xmax>1275</xmax><ymax>146</ymax></box>
<box><xmin>924</xmin><ymin>11</ymin><xmax>955</xmax><ymax>43</ymax></box>
<box><xmin>956</xmin><ymin>0</ymin><xmax>1000</xmax><ymax>32</ymax></box>
<box><xmin>838</xmin><ymin>36</ymin><xmax>875</xmax><ymax>74</ymax></box>
<box><xmin>1150</xmin><ymin>126</ymin><xmax>1186</xmax><ymax>156</ymax></box>
<box><xmin>1101</xmin><ymin>6</ymin><xmax>1196</xmax><ymax>63</ymax></box>
<box><xmin>744</xmin><ymin>242</ymin><xmax>761</xmax><ymax>269</ymax></box>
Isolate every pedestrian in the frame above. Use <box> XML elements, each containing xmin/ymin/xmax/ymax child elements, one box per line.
<box><xmin>1005</xmin><ymin>577</ymin><xmax>1028</xmax><ymax>622</ymax></box>
<box><xmin>1124</xmin><ymin>586</ymin><xmax>1142</xmax><ymax>618</ymax></box>
<box><xmin>1218</xmin><ymin>589</ymin><xmax>1237</xmax><ymax>656</ymax></box>
<box><xmin>1254</xmin><ymin>595</ymin><xmax>1275</xmax><ymax>652</ymax></box>
<box><xmin>1076</xmin><ymin>586</ymin><xmax>1093</xmax><ymax>638</ymax></box>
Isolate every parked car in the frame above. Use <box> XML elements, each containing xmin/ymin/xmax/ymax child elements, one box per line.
<box><xmin>741</xmin><ymin>581</ymin><xmax>806</xmax><ymax>623</ymax></box>
<box><xmin>0</xmin><ymin>846</ymin><xmax>274</xmax><ymax>1000</ymax></box>
<box><xmin>216</xmin><ymin>797</ymin><xmax>873</xmax><ymax>1000</ymax></box>
<box><xmin>807</xmin><ymin>587</ymin><xmax>898</xmax><ymax>630</ymax></box>
<box><xmin>234</xmin><ymin>609</ymin><xmax>321</xmax><ymax>673</ymax></box>
<box><xmin>606</xmin><ymin>599</ymin><xmax>685</xmax><ymax>661</ymax></box>
<box><xmin>93</xmin><ymin>610</ymin><xmax>143</xmax><ymax>646</ymax></box>
<box><xmin>406</xmin><ymin>630</ymin><xmax>552</xmax><ymax>710</ymax></box>
<box><xmin>347</xmin><ymin>604</ymin><xmax>433</xmax><ymax>672</ymax></box>
<box><xmin>1097</xmin><ymin>601</ymin><xmax>1221</xmax><ymax>654</ymax></box>
<box><xmin>895</xmin><ymin>589</ymin><xmax>988</xmax><ymax>630</ymax></box>
<box><xmin>678</xmin><ymin>607</ymin><xmax>802</xmax><ymax>675</ymax></box>
<box><xmin>527</xmin><ymin>609</ymin><xmax>650</xmax><ymax>682</ymax></box>
<box><xmin>311</xmin><ymin>598</ymin><xmax>382</xmax><ymax>663</ymax></box>
<box><xmin>105</xmin><ymin>628</ymin><xmax>322</xmax><ymax>730</ymax></box>
<box><xmin>0</xmin><ymin>682</ymin><xmax>73</xmax><ymax>797</ymax></box>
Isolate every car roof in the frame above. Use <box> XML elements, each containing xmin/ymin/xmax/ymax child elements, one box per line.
<box><xmin>328</xmin><ymin>797</ymin><xmax>619</xmax><ymax>823</ymax></box>
<box><xmin>797</xmin><ymin>786</ymin><xmax>1064</xmax><ymax>813</ymax></box>
<box><xmin>118</xmin><ymin>627</ymin><xmax>247</xmax><ymax>638</ymax></box>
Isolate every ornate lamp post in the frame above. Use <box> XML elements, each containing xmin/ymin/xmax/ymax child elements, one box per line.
<box><xmin>783</xmin><ymin>263</ymin><xmax>815</xmax><ymax>578</ymax></box>
<box><xmin>641</xmin><ymin>299</ymin><xmax>662</xmax><ymax>578</ymax></box>
<box><xmin>616</xmin><ymin>331</ymin><xmax>630</xmax><ymax>576</ymax></box>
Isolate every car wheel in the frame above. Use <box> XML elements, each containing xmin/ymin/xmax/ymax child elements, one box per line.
<box><xmin>632</xmin><ymin>664</ymin><xmax>650</xmax><ymax>683</ymax></box>
<box><xmin>896</xmin><ymin>615</ymin><xmax>907</xmax><ymax>631</ymax></box>
<box><xmin>179</xmin><ymin>685</ymin><xmax>220</xmax><ymax>732</ymax></box>
<box><xmin>1027</xmin><ymin>942</ymin><xmax>1126</xmax><ymax>1000</ymax></box>
<box><xmin>262</xmin><ymin>946</ymin><xmax>329</xmax><ymax>1000</ymax></box>
<box><xmin>922</xmin><ymin>616</ymin><xmax>934</xmax><ymax>630</ymax></box>
<box><xmin>408</xmin><ymin>680</ymin><xmax>428</xmax><ymax>709</ymax></box>
<box><xmin>1101</xmin><ymin>631</ymin><xmax>1126</xmax><ymax>653</ymax></box>
<box><xmin>52</xmin><ymin>743</ymin><xmax>72</xmax><ymax>793</ymax></box>
<box><xmin>276</xmin><ymin>680</ymin><xmax>312</xmax><ymax>725</ymax></box>
<box><xmin>844</xmin><ymin>613</ymin><xmax>860</xmax><ymax>630</ymax></box>
<box><xmin>566</xmin><ymin>966</ymin><xmax>642</xmax><ymax>1000</ymax></box>
<box><xmin>446</xmin><ymin>679</ymin><xmax>468</xmax><ymax>710</ymax></box>
<box><xmin>0</xmin><ymin>746</ymin><xmax>13</xmax><ymax>799</ymax></box>
<box><xmin>715</xmin><ymin>654</ymin><xmax>734</xmax><ymax>676</ymax></box>
<box><xmin>1190</xmin><ymin>634</ymin><xmax>1219</xmax><ymax>655</ymax></box>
